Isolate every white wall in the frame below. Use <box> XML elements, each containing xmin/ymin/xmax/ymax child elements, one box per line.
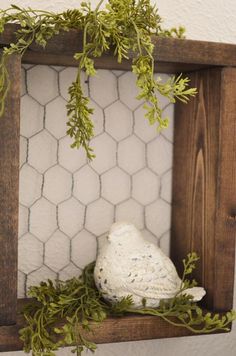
<box><xmin>1</xmin><ymin>0</ymin><xmax>236</xmax><ymax>355</ymax></box>
<box><xmin>1</xmin><ymin>0</ymin><xmax>236</xmax><ymax>43</ymax></box>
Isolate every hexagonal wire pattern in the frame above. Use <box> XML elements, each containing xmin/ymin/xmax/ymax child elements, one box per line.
<box><xmin>18</xmin><ymin>65</ymin><xmax>174</xmax><ymax>297</ymax></box>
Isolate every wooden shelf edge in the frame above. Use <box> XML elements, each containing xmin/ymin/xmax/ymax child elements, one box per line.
<box><xmin>1</xmin><ymin>24</ymin><xmax>236</xmax><ymax>72</ymax></box>
<box><xmin>0</xmin><ymin>299</ymin><xmax>231</xmax><ymax>352</ymax></box>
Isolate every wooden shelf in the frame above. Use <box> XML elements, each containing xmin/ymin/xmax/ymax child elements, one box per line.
<box><xmin>0</xmin><ymin>299</ymin><xmax>230</xmax><ymax>352</ymax></box>
<box><xmin>1</xmin><ymin>24</ymin><xmax>236</xmax><ymax>72</ymax></box>
<box><xmin>0</xmin><ymin>23</ymin><xmax>235</xmax><ymax>352</ymax></box>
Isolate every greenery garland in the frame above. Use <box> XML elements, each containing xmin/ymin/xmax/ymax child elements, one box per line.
<box><xmin>0</xmin><ymin>0</ymin><xmax>197</xmax><ymax>159</ymax></box>
<box><xmin>19</xmin><ymin>253</ymin><xmax>236</xmax><ymax>356</ymax></box>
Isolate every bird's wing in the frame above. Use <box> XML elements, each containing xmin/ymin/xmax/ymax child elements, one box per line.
<box><xmin>120</xmin><ymin>243</ymin><xmax>181</xmax><ymax>300</ymax></box>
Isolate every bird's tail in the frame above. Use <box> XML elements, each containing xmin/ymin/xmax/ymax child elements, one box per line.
<box><xmin>182</xmin><ymin>287</ymin><xmax>206</xmax><ymax>302</ymax></box>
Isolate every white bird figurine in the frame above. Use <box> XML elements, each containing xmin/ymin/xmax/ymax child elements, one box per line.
<box><xmin>94</xmin><ymin>222</ymin><xmax>206</xmax><ymax>308</ymax></box>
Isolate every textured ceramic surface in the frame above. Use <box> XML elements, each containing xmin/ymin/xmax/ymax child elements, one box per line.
<box><xmin>94</xmin><ymin>222</ymin><xmax>205</xmax><ymax>307</ymax></box>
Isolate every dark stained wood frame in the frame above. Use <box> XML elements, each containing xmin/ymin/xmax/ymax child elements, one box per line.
<box><xmin>0</xmin><ymin>24</ymin><xmax>235</xmax><ymax>351</ymax></box>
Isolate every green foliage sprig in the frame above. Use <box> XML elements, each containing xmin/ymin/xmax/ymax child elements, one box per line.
<box><xmin>0</xmin><ymin>0</ymin><xmax>197</xmax><ymax>159</ymax></box>
<box><xmin>20</xmin><ymin>253</ymin><xmax>236</xmax><ymax>356</ymax></box>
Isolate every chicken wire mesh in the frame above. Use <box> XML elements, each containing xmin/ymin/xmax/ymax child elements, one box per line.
<box><xmin>18</xmin><ymin>65</ymin><xmax>174</xmax><ymax>297</ymax></box>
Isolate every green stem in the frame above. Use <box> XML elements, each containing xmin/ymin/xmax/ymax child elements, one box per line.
<box><xmin>131</xmin><ymin>19</ymin><xmax>142</xmax><ymax>55</ymax></box>
<box><xmin>94</xmin><ymin>0</ymin><xmax>105</xmax><ymax>15</ymax></box>
<box><xmin>161</xmin><ymin>315</ymin><xmax>230</xmax><ymax>334</ymax></box>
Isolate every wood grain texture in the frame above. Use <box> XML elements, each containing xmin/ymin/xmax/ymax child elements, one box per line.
<box><xmin>22</xmin><ymin>53</ymin><xmax>210</xmax><ymax>74</ymax></box>
<box><xmin>214</xmin><ymin>68</ymin><xmax>236</xmax><ymax>310</ymax></box>
<box><xmin>171</xmin><ymin>67</ymin><xmax>236</xmax><ymax>311</ymax></box>
<box><xmin>0</xmin><ymin>53</ymin><xmax>21</xmax><ymax>325</ymax></box>
<box><xmin>1</xmin><ymin>24</ymin><xmax>236</xmax><ymax>71</ymax></box>
<box><xmin>0</xmin><ymin>299</ymin><xmax>230</xmax><ymax>352</ymax></box>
